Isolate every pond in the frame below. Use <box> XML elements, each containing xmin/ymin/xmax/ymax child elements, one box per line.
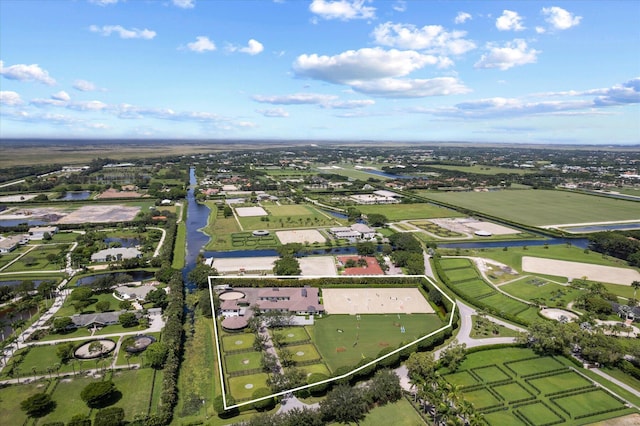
<box><xmin>59</xmin><ymin>191</ymin><xmax>91</xmax><ymax>201</ymax></box>
<box><xmin>439</xmin><ymin>238</ymin><xmax>589</xmax><ymax>250</ymax></box>
<box><xmin>0</xmin><ymin>218</ymin><xmax>51</xmax><ymax>227</ymax></box>
<box><xmin>74</xmin><ymin>270</ymin><xmax>154</xmax><ymax>286</ymax></box>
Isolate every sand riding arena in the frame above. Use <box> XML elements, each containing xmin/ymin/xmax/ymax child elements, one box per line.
<box><xmin>322</xmin><ymin>288</ymin><xmax>434</xmax><ymax>315</ymax></box>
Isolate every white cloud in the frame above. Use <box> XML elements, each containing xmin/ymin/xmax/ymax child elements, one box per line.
<box><xmin>172</xmin><ymin>0</ymin><xmax>195</xmax><ymax>8</ymax></box>
<box><xmin>52</xmin><ymin>91</ymin><xmax>70</xmax><ymax>101</ymax></box>
<box><xmin>327</xmin><ymin>99</ymin><xmax>375</xmax><ymax>108</ymax></box>
<box><xmin>309</xmin><ymin>0</ymin><xmax>376</xmax><ymax>21</ymax></box>
<box><xmin>0</xmin><ymin>60</ymin><xmax>56</xmax><ymax>85</ymax></box>
<box><xmin>372</xmin><ymin>22</ymin><xmax>476</xmax><ymax>55</ymax></box>
<box><xmin>392</xmin><ymin>1</ymin><xmax>406</xmax><ymax>12</ymax></box>
<box><xmin>349</xmin><ymin>77</ymin><xmax>470</xmax><ymax>98</ymax></box>
<box><xmin>257</xmin><ymin>108</ymin><xmax>289</xmax><ymax>117</ymax></box>
<box><xmin>293</xmin><ymin>47</ymin><xmax>442</xmax><ymax>84</ymax></box>
<box><xmin>73</xmin><ymin>79</ymin><xmax>97</xmax><ymax>91</ymax></box>
<box><xmin>229</xmin><ymin>39</ymin><xmax>264</xmax><ymax>55</ymax></box>
<box><xmin>496</xmin><ymin>10</ymin><xmax>525</xmax><ymax>31</ymax></box>
<box><xmin>187</xmin><ymin>36</ymin><xmax>216</xmax><ymax>52</ymax></box>
<box><xmin>454</xmin><ymin>11</ymin><xmax>472</xmax><ymax>24</ymax></box>
<box><xmin>418</xmin><ymin>78</ymin><xmax>640</xmax><ymax>119</ymax></box>
<box><xmin>89</xmin><ymin>25</ymin><xmax>156</xmax><ymax>40</ymax></box>
<box><xmin>535</xmin><ymin>26</ymin><xmax>546</xmax><ymax>34</ymax></box>
<box><xmin>474</xmin><ymin>39</ymin><xmax>539</xmax><ymax>70</ymax></box>
<box><xmin>0</xmin><ymin>91</ymin><xmax>23</xmax><ymax>106</ymax></box>
<box><xmin>88</xmin><ymin>0</ymin><xmax>119</xmax><ymax>5</ymax></box>
<box><xmin>542</xmin><ymin>6</ymin><xmax>582</xmax><ymax>31</ymax></box>
<box><xmin>252</xmin><ymin>93</ymin><xmax>338</xmax><ymax>105</ymax></box>
<box><xmin>67</xmin><ymin>100</ymin><xmax>109</xmax><ymax>111</ymax></box>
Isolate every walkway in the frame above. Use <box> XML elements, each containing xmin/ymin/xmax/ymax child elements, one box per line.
<box><xmin>150</xmin><ymin>226</ymin><xmax>167</xmax><ymax>258</ymax></box>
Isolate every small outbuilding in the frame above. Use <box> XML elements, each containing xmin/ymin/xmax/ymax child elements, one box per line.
<box><xmin>252</xmin><ymin>230</ymin><xmax>270</xmax><ymax>237</ymax></box>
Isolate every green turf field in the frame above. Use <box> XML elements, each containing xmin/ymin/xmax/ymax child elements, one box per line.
<box><xmin>225</xmin><ymin>352</ymin><xmax>263</xmax><ymax>373</ymax></box>
<box><xmin>442</xmin><ymin>347</ymin><xmax>634</xmax><ymax>426</ymax></box>
<box><xmin>424</xmin><ymin>189</ymin><xmax>640</xmax><ymax>226</ymax></box>
<box><xmin>501</xmin><ymin>279</ymin><xmax>581</xmax><ymax>308</ymax></box>
<box><xmin>282</xmin><ymin>343</ymin><xmax>321</xmax><ymax>363</ymax></box>
<box><xmin>228</xmin><ymin>373</ymin><xmax>269</xmax><ymax>401</ymax></box>
<box><xmin>222</xmin><ymin>334</ymin><xmax>255</xmax><ymax>352</ymax></box>
<box><xmin>357</xmin><ymin>203</ymin><xmax>464</xmax><ymax>221</ymax></box>
<box><xmin>307</xmin><ymin>313</ymin><xmax>443</xmax><ymax>372</ymax></box>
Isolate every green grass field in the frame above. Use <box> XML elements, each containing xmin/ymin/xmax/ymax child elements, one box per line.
<box><xmin>237</xmin><ymin>204</ymin><xmax>337</xmax><ymax>230</ymax></box>
<box><xmin>442</xmin><ymin>347</ymin><xmax>634</xmax><ymax>426</ymax></box>
<box><xmin>282</xmin><ymin>343</ymin><xmax>321</xmax><ymax>363</ymax></box>
<box><xmin>111</xmin><ymin>368</ymin><xmax>158</xmax><ymax>419</ymax></box>
<box><xmin>0</xmin><ymin>382</ymin><xmax>42</xmax><ymax>425</ymax></box>
<box><xmin>4</xmin><ymin>244</ymin><xmax>70</xmax><ymax>272</ymax></box>
<box><xmin>357</xmin><ymin>203</ymin><xmax>464</xmax><ymax>221</ymax></box>
<box><xmin>222</xmin><ymin>334</ymin><xmax>255</xmax><ymax>352</ymax></box>
<box><xmin>308</xmin><ymin>313</ymin><xmax>443</xmax><ymax>372</ymax></box>
<box><xmin>359</xmin><ymin>396</ymin><xmax>428</xmax><ymax>426</ymax></box>
<box><xmin>225</xmin><ymin>352</ymin><xmax>263</xmax><ymax>373</ymax></box>
<box><xmin>274</xmin><ymin>326</ymin><xmax>310</xmax><ymax>344</ymax></box>
<box><xmin>425</xmin><ymin>164</ymin><xmax>535</xmax><ymax>176</ymax></box>
<box><xmin>228</xmin><ymin>373</ymin><xmax>269</xmax><ymax>401</ymax></box>
<box><xmin>501</xmin><ymin>279</ymin><xmax>581</xmax><ymax>308</ymax></box>
<box><xmin>424</xmin><ymin>189</ymin><xmax>640</xmax><ymax>226</ymax></box>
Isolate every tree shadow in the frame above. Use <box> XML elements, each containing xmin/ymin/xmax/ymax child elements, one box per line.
<box><xmin>89</xmin><ymin>390</ymin><xmax>122</xmax><ymax>409</ymax></box>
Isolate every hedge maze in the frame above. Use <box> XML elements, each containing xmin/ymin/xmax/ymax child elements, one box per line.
<box><xmin>230</xmin><ymin>232</ymin><xmax>278</xmax><ymax>248</ymax></box>
<box><xmin>445</xmin><ymin>354</ymin><xmax>632</xmax><ymax>426</ymax></box>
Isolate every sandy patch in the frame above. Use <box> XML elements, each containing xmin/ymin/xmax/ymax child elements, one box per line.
<box><xmin>322</xmin><ymin>288</ymin><xmax>434</xmax><ymax>315</ymax></box>
<box><xmin>431</xmin><ymin>217</ymin><xmax>520</xmax><ymax>235</ymax></box>
<box><xmin>0</xmin><ymin>194</ymin><xmax>39</xmax><ymax>202</ymax></box>
<box><xmin>276</xmin><ymin>229</ymin><xmax>326</xmax><ymax>244</ymax></box>
<box><xmin>57</xmin><ymin>205</ymin><xmax>140</xmax><ymax>224</ymax></box>
<box><xmin>522</xmin><ymin>256</ymin><xmax>640</xmax><ymax>285</ymax></box>
<box><xmin>540</xmin><ymin>308</ymin><xmax>579</xmax><ymax>322</ymax></box>
<box><xmin>97</xmin><ymin>188</ymin><xmax>145</xmax><ymax>199</ymax></box>
<box><xmin>299</xmin><ymin>256</ymin><xmax>337</xmax><ymax>276</ymax></box>
<box><xmin>209</xmin><ymin>256</ymin><xmax>278</xmax><ymax>274</ymax></box>
<box><xmin>235</xmin><ymin>206</ymin><xmax>268</xmax><ymax>217</ymax></box>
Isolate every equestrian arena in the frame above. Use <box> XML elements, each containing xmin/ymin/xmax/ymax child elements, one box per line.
<box><xmin>321</xmin><ymin>288</ymin><xmax>434</xmax><ymax>315</ymax></box>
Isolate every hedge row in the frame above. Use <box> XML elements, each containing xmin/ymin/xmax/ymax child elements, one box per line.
<box><xmin>433</xmin><ymin>256</ymin><xmax>530</xmax><ymax>327</ymax></box>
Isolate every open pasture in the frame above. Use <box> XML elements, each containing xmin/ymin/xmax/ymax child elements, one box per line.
<box><xmin>425</xmin><ymin>189</ymin><xmax>640</xmax><ymax>227</ymax></box>
<box><xmin>309</xmin><ymin>313</ymin><xmax>442</xmax><ymax>371</ymax></box>
<box><xmin>552</xmin><ymin>389</ymin><xmax>626</xmax><ymax>419</ymax></box>
<box><xmin>266</xmin><ymin>205</ymin><xmax>313</xmax><ymax>216</ymax></box>
<box><xmin>274</xmin><ymin>326</ymin><xmax>310</xmax><ymax>344</ymax></box>
<box><xmin>4</xmin><ymin>244</ymin><xmax>70</xmax><ymax>272</ymax></box>
<box><xmin>321</xmin><ymin>287</ymin><xmax>434</xmax><ymax>315</ymax></box>
<box><xmin>238</xmin><ymin>204</ymin><xmax>337</xmax><ymax>230</ymax></box>
<box><xmin>357</xmin><ymin>203</ymin><xmax>464</xmax><ymax>221</ymax></box>
<box><xmin>454</xmin><ymin>279</ymin><xmax>496</xmax><ymax>298</ymax></box>
<box><xmin>527</xmin><ymin>371</ymin><xmax>592</xmax><ymax>394</ymax></box>
<box><xmin>501</xmin><ymin>278</ymin><xmax>581</xmax><ymax>308</ymax></box>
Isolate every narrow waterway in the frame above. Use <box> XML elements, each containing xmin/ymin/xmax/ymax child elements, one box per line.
<box><xmin>182</xmin><ymin>167</ymin><xmax>212</xmax><ymax>287</ymax></box>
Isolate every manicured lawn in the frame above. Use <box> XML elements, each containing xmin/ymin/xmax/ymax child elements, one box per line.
<box><xmin>111</xmin><ymin>368</ymin><xmax>157</xmax><ymax>419</ymax></box>
<box><xmin>453</xmin><ymin>279</ymin><xmax>496</xmax><ymax>298</ymax></box>
<box><xmin>274</xmin><ymin>326</ymin><xmax>310</xmax><ymax>344</ymax></box>
<box><xmin>424</xmin><ymin>189</ymin><xmax>640</xmax><ymax>226</ymax></box>
<box><xmin>37</xmin><ymin>376</ymin><xmax>95</xmax><ymax>424</ymax></box>
<box><xmin>472</xmin><ymin>365</ymin><xmax>510</xmax><ymax>383</ymax></box>
<box><xmin>0</xmin><ymin>382</ymin><xmax>42</xmax><ymax>425</ymax></box>
<box><xmin>517</xmin><ymin>401</ymin><xmax>564</xmax><ymax>425</ymax></box>
<box><xmin>238</xmin><ymin>204</ymin><xmax>335</xmax><ymax>230</ymax></box>
<box><xmin>528</xmin><ymin>371</ymin><xmax>591</xmax><ymax>394</ymax></box>
<box><xmin>462</xmin><ymin>388</ymin><xmax>502</xmax><ymax>410</ymax></box>
<box><xmin>358</xmin><ymin>203</ymin><xmax>464</xmax><ymax>221</ymax></box>
<box><xmin>5</xmin><ymin>244</ymin><xmax>70</xmax><ymax>272</ymax></box>
<box><xmin>470</xmin><ymin>316</ymin><xmax>522</xmax><ymax>339</ymax></box>
<box><xmin>505</xmin><ymin>356</ymin><xmax>564</xmax><ymax>376</ymax></box>
<box><xmin>552</xmin><ymin>389</ymin><xmax>626</xmax><ymax>418</ymax></box>
<box><xmin>282</xmin><ymin>343</ymin><xmax>321</xmax><ymax>363</ymax></box>
<box><xmin>442</xmin><ymin>347</ymin><xmax>637</xmax><ymax>426</ymax></box>
<box><xmin>308</xmin><ymin>313</ymin><xmax>443</xmax><ymax>372</ymax></box>
<box><xmin>480</xmin><ymin>293</ymin><xmax>530</xmax><ymax>316</ymax></box>
<box><xmin>444</xmin><ymin>370</ymin><xmax>479</xmax><ymax>387</ymax></box>
<box><xmin>225</xmin><ymin>352</ymin><xmax>263</xmax><ymax>373</ymax></box>
<box><xmin>501</xmin><ymin>279</ymin><xmax>581</xmax><ymax>307</ymax></box>
<box><xmin>52</xmin><ymin>291</ymin><xmax>120</xmax><ymax>318</ymax></box>
<box><xmin>440</xmin><ymin>258</ymin><xmax>474</xmax><ymax>269</ymax></box>
<box><xmin>492</xmin><ymin>382</ymin><xmax>534</xmax><ymax>403</ymax></box>
<box><xmin>446</xmin><ymin>267</ymin><xmax>481</xmax><ymax>282</ymax></box>
<box><xmin>4</xmin><ymin>344</ymin><xmax>79</xmax><ymax>377</ymax></box>
<box><xmin>222</xmin><ymin>334</ymin><xmax>255</xmax><ymax>352</ymax></box>
<box><xmin>228</xmin><ymin>373</ymin><xmax>269</xmax><ymax>400</ymax></box>
<box><xmin>359</xmin><ymin>397</ymin><xmax>428</xmax><ymax>426</ymax></box>
<box><xmin>298</xmin><ymin>362</ymin><xmax>332</xmax><ymax>378</ymax></box>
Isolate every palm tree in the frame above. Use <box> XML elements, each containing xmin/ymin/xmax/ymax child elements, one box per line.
<box><xmin>632</xmin><ymin>280</ymin><xmax>640</xmax><ymax>300</ymax></box>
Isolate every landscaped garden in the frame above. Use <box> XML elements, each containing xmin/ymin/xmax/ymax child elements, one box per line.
<box><xmin>443</xmin><ymin>347</ymin><xmax>636</xmax><ymax>426</ymax></box>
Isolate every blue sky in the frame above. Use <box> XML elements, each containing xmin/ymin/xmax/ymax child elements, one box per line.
<box><xmin>1</xmin><ymin>0</ymin><xmax>638</xmax><ymax>144</ymax></box>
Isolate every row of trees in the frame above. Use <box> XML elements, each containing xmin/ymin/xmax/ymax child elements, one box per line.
<box><xmin>237</xmin><ymin>369</ymin><xmax>403</xmax><ymax>426</ymax></box>
<box><xmin>588</xmin><ymin>230</ymin><xmax>640</xmax><ymax>267</ymax></box>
